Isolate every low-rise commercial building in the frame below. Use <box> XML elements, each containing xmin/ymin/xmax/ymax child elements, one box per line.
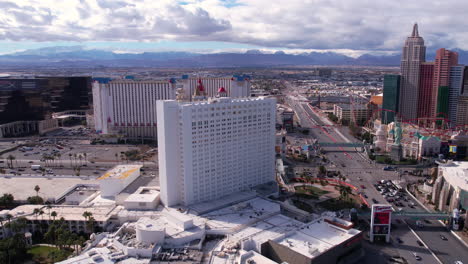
<box><xmin>98</xmin><ymin>165</ymin><xmax>142</xmax><ymax>198</ymax></box>
<box><xmin>123</xmin><ymin>187</ymin><xmax>160</xmax><ymax>210</ymax></box>
<box><xmin>432</xmin><ymin>161</ymin><xmax>468</xmax><ymax>212</ymax></box>
<box><xmin>333</xmin><ymin>104</ymin><xmax>369</xmax><ymax>125</ymax></box>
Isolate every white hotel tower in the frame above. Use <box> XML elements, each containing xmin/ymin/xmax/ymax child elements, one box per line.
<box><xmin>93</xmin><ymin>79</ymin><xmax>176</xmax><ymax>139</ymax></box>
<box><xmin>157</xmin><ymin>96</ymin><xmax>276</xmax><ymax>207</ymax></box>
<box><xmin>93</xmin><ymin>76</ymin><xmax>251</xmax><ymax>139</ymax></box>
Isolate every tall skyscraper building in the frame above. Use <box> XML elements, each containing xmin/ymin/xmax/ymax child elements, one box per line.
<box><xmin>157</xmin><ymin>97</ymin><xmax>276</xmax><ymax>207</ymax></box>
<box><xmin>382</xmin><ymin>75</ymin><xmax>400</xmax><ymax>124</ymax></box>
<box><xmin>399</xmin><ymin>23</ymin><xmax>426</xmax><ymax>121</ymax></box>
<box><xmin>417</xmin><ymin>62</ymin><xmax>435</xmax><ymax>119</ymax></box>
<box><xmin>448</xmin><ymin>66</ymin><xmax>465</xmax><ymax>126</ymax></box>
<box><xmin>456</xmin><ymin>68</ymin><xmax>468</xmax><ymax>127</ymax></box>
<box><xmin>432</xmin><ymin>48</ymin><xmax>458</xmax><ymax>119</ymax></box>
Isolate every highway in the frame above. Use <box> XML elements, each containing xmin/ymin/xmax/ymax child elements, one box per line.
<box><xmin>284</xmin><ymin>85</ymin><xmax>468</xmax><ymax>264</ymax></box>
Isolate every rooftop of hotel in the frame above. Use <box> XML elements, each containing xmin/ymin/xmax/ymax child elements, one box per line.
<box><xmin>238</xmin><ymin>250</ymin><xmax>277</xmax><ymax>264</ymax></box>
<box><xmin>57</xmin><ymin>246</ymin><xmax>150</xmax><ymax>264</ymax></box>
<box><xmin>6</xmin><ymin>204</ymin><xmax>123</xmax><ymax>222</ymax></box>
<box><xmin>98</xmin><ymin>165</ymin><xmax>142</xmax><ymax>181</ymax></box>
<box><xmin>273</xmin><ymin>217</ymin><xmax>361</xmax><ymax>259</ymax></box>
<box><xmin>124</xmin><ymin>187</ymin><xmax>160</xmax><ymax>204</ymax></box>
<box><xmin>203</xmin><ymin>197</ymin><xmax>281</xmax><ymax>232</ymax></box>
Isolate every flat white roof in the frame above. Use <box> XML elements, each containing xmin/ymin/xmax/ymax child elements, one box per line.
<box><xmin>0</xmin><ymin>176</ymin><xmax>99</xmax><ymax>201</ymax></box>
<box><xmin>124</xmin><ymin>187</ymin><xmax>160</xmax><ymax>203</ymax></box>
<box><xmin>7</xmin><ymin>204</ymin><xmax>123</xmax><ymax>222</ymax></box>
<box><xmin>98</xmin><ymin>165</ymin><xmax>141</xmax><ymax>181</ymax></box>
<box><xmin>440</xmin><ymin>161</ymin><xmax>468</xmax><ymax>191</ymax></box>
<box><xmin>274</xmin><ymin>219</ymin><xmax>361</xmax><ymax>259</ymax></box>
<box><xmin>239</xmin><ymin>250</ymin><xmax>277</xmax><ymax>264</ymax></box>
<box><xmin>203</xmin><ymin>198</ymin><xmax>281</xmax><ymax>232</ymax></box>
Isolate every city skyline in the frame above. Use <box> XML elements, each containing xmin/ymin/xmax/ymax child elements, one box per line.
<box><xmin>1</xmin><ymin>0</ymin><xmax>468</xmax><ymax>57</ymax></box>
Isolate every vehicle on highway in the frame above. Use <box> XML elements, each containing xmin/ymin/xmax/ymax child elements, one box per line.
<box><xmin>396</xmin><ymin>237</ymin><xmax>403</xmax><ymax>244</ymax></box>
<box><xmin>440</xmin><ymin>234</ymin><xmax>447</xmax><ymax>240</ymax></box>
<box><xmin>416</xmin><ymin>221</ymin><xmax>424</xmax><ymax>228</ymax></box>
<box><xmin>416</xmin><ymin>240</ymin><xmax>424</xmax><ymax>246</ymax></box>
<box><xmin>412</xmin><ymin>252</ymin><xmax>421</xmax><ymax>261</ymax></box>
<box><xmin>388</xmin><ymin>256</ymin><xmax>405</xmax><ymax>263</ymax></box>
<box><xmin>28</xmin><ymin>161</ymin><xmax>34</xmax><ymax>163</ymax></box>
<box><xmin>31</xmin><ymin>164</ymin><xmax>42</xmax><ymax>170</ymax></box>
<box><xmin>396</xmin><ymin>219</ymin><xmax>402</xmax><ymax>224</ymax></box>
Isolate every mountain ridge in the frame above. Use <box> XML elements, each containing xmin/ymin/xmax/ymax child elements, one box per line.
<box><xmin>1</xmin><ymin>46</ymin><xmax>467</xmax><ymax>67</ymax></box>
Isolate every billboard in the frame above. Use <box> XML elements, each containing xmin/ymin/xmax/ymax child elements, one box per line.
<box><xmin>372</xmin><ymin>206</ymin><xmax>392</xmax><ymax>225</ymax></box>
<box><xmin>370</xmin><ymin>204</ymin><xmax>392</xmax><ymax>242</ymax></box>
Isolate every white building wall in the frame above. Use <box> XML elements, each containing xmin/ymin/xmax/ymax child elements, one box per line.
<box><xmin>158</xmin><ymin>97</ymin><xmax>276</xmax><ymax>207</ymax></box>
<box><xmin>93</xmin><ymin>80</ymin><xmax>175</xmax><ymax>138</ymax></box>
<box><xmin>157</xmin><ymin>101</ymin><xmax>183</xmax><ymax>207</ymax></box>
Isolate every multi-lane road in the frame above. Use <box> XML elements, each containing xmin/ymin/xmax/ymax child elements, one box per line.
<box><xmin>284</xmin><ymin>87</ymin><xmax>468</xmax><ymax>264</ymax></box>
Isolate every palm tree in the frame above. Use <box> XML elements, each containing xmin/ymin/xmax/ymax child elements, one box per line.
<box><xmin>75</xmin><ymin>167</ymin><xmax>81</xmax><ymax>177</ymax></box>
<box><xmin>46</xmin><ymin>203</ymin><xmax>52</xmax><ymax>220</ymax></box>
<box><xmin>83</xmin><ymin>153</ymin><xmax>87</xmax><ymax>164</ymax></box>
<box><xmin>0</xmin><ymin>216</ymin><xmax>6</xmax><ymax>238</ymax></box>
<box><xmin>57</xmin><ymin>153</ymin><xmax>62</xmax><ymax>166</ymax></box>
<box><xmin>34</xmin><ymin>185</ymin><xmax>40</xmax><ymax>197</ymax></box>
<box><xmin>82</xmin><ymin>211</ymin><xmax>93</xmax><ymax>233</ymax></box>
<box><xmin>73</xmin><ymin>154</ymin><xmax>78</xmax><ymax>167</ymax></box>
<box><xmin>68</xmin><ymin>153</ymin><xmax>73</xmax><ymax>167</ymax></box>
<box><xmin>33</xmin><ymin>208</ymin><xmax>40</xmax><ymax>221</ymax></box>
<box><xmin>6</xmin><ymin>155</ymin><xmax>15</xmax><ymax>169</ymax></box>
<box><xmin>114</xmin><ymin>153</ymin><xmax>118</xmax><ymax>163</ymax></box>
<box><xmin>51</xmin><ymin>211</ymin><xmax>57</xmax><ymax>221</ymax></box>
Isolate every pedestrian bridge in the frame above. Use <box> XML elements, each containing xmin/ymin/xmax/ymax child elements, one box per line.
<box><xmin>359</xmin><ymin>210</ymin><xmax>450</xmax><ymax>220</ymax></box>
<box><xmin>315</xmin><ymin>142</ymin><xmax>364</xmax><ymax>148</ymax></box>
<box><xmin>392</xmin><ymin>211</ymin><xmax>450</xmax><ymax>220</ymax></box>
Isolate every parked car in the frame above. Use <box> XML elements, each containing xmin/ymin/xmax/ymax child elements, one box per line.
<box><xmin>396</xmin><ymin>237</ymin><xmax>403</xmax><ymax>244</ymax></box>
<box><xmin>417</xmin><ymin>240</ymin><xmax>424</xmax><ymax>246</ymax></box>
<box><xmin>412</xmin><ymin>252</ymin><xmax>422</xmax><ymax>261</ymax></box>
<box><xmin>440</xmin><ymin>235</ymin><xmax>447</xmax><ymax>241</ymax></box>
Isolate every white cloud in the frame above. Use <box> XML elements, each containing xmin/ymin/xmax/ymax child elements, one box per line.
<box><xmin>0</xmin><ymin>0</ymin><xmax>467</xmax><ymax>51</ymax></box>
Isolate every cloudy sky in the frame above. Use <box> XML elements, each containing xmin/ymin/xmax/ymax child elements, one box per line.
<box><xmin>0</xmin><ymin>0</ymin><xmax>466</xmax><ymax>56</ymax></box>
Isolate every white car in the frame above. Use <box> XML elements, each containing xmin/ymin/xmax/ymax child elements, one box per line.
<box><xmin>412</xmin><ymin>252</ymin><xmax>421</xmax><ymax>261</ymax></box>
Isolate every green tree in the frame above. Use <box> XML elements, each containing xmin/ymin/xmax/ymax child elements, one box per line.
<box><xmin>34</xmin><ymin>185</ymin><xmax>40</xmax><ymax>197</ymax></box>
<box><xmin>338</xmin><ymin>185</ymin><xmax>353</xmax><ymax>201</ymax></box>
<box><xmin>27</xmin><ymin>196</ymin><xmax>44</xmax><ymax>205</ymax></box>
<box><xmin>318</xmin><ymin>165</ymin><xmax>326</xmax><ymax>175</ymax></box>
<box><xmin>0</xmin><ymin>193</ymin><xmax>14</xmax><ymax>208</ymax></box>
<box><xmin>0</xmin><ymin>233</ymin><xmax>28</xmax><ymax>263</ymax></box>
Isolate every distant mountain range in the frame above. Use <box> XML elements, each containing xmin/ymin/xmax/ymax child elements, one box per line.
<box><xmin>1</xmin><ymin>46</ymin><xmax>468</xmax><ymax>67</ymax></box>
